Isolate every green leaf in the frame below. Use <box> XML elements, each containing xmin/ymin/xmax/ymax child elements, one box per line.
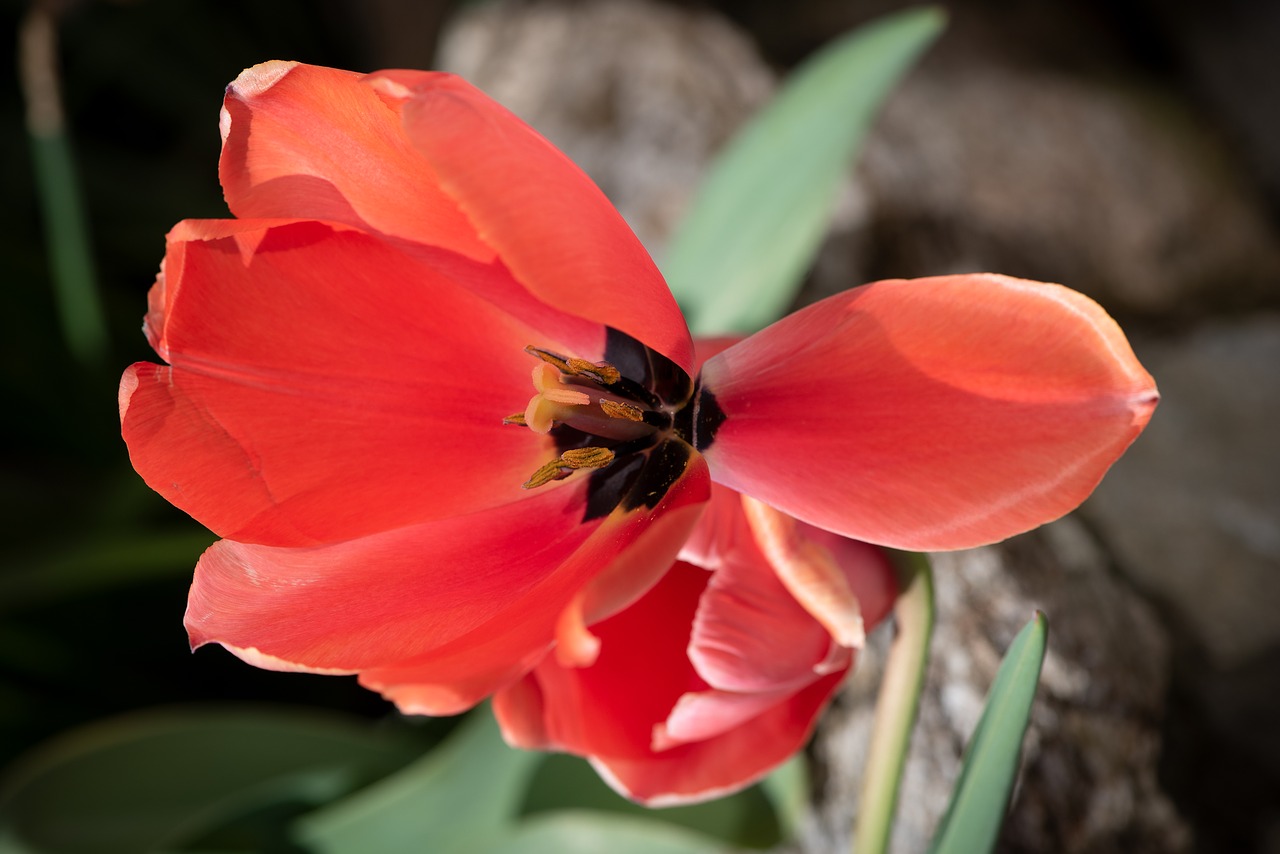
<box><xmin>662</xmin><ymin>7</ymin><xmax>945</xmax><ymax>335</ymax></box>
<box><xmin>486</xmin><ymin>811</ymin><xmax>720</xmax><ymax>854</ymax></box>
<box><xmin>294</xmin><ymin>709</ymin><xmax>538</xmax><ymax>854</ymax></box>
<box><xmin>927</xmin><ymin>612</ymin><xmax>1049</xmax><ymax>854</ymax></box>
<box><xmin>0</xmin><ymin>705</ymin><xmax>422</xmax><ymax>854</ymax></box>
<box><xmin>520</xmin><ymin>753</ymin><xmax>780</xmax><ymax>848</ymax></box>
<box><xmin>759</xmin><ymin>753</ymin><xmax>809</xmax><ymax>842</ymax></box>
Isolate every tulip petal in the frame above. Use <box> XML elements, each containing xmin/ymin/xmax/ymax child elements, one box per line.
<box><xmin>122</xmin><ymin>218</ymin><xmax>588</xmax><ymax>547</ymax></box>
<box><xmin>190</xmin><ymin>454</ymin><xmax>709</xmax><ymax>715</ymax></box>
<box><xmin>701</xmin><ymin>274</ymin><xmax>1159</xmax><ymax>550</ymax></box>
<box><xmin>685</xmin><ymin>489</ymin><xmax>837</xmax><ymax>693</ymax></box>
<box><xmin>188</xmin><ymin>455</ymin><xmax>706</xmax><ymax>710</ymax></box>
<box><xmin>359</xmin><ymin>648</ymin><xmax>550</xmax><ymax>718</ymax></box>
<box><xmin>218</xmin><ymin>62</ymin><xmax>492</xmax><ymax>260</ymax></box>
<box><xmin>185</xmin><ymin>486</ymin><xmax>593</xmax><ymax>671</ymax></box>
<box><xmin>492</xmin><ymin>671</ymin><xmax>551</xmax><ymax>750</ymax></box>
<box><xmin>376</xmin><ymin>70</ymin><xmax>695</xmax><ymax>374</ymax></box>
<box><xmin>554</xmin><ymin>483</ymin><xmax>709</xmax><ymax>668</ymax></box>
<box><xmin>494</xmin><ymin>561</ymin><xmax>846</xmax><ymax>806</ymax></box>
<box><xmin>740</xmin><ymin>496</ymin><xmax>865</xmax><ymax>649</ymax></box>
<box><xmin>685</xmin><ymin>485</ymin><xmax>895</xmax><ymax>695</ymax></box>
<box><xmin>653</xmin><ymin>686</ymin><xmax>796</xmax><ymax>749</ymax></box>
<box><xmin>590</xmin><ymin>671</ymin><xmax>844</xmax><ymax>807</ymax></box>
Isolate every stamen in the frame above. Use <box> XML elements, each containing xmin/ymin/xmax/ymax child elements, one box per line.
<box><xmin>525</xmin><ymin>346</ymin><xmax>573</xmax><ymax>374</ymax></box>
<box><xmin>566</xmin><ymin>357</ymin><xmax>621</xmax><ymax>385</ymax></box>
<box><xmin>503</xmin><ymin>412</ymin><xmax>527</xmax><ymax>426</ymax></box>
<box><xmin>560</xmin><ymin>447</ymin><xmax>615</xmax><ymax>468</ymax></box>
<box><xmin>599</xmin><ymin>399</ymin><xmax>644</xmax><ymax>422</ymax></box>
<box><xmin>522</xmin><ymin>446</ymin><xmax>617</xmax><ymax>489</ymax></box>
<box><xmin>526</xmin><ymin>345</ymin><xmax>621</xmax><ymax>385</ymax></box>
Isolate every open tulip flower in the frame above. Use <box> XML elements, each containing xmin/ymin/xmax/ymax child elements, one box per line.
<box><xmin>120</xmin><ymin>62</ymin><xmax>1157</xmax><ymax>798</ymax></box>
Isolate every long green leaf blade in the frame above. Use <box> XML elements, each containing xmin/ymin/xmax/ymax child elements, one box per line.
<box><xmin>0</xmin><ymin>707</ymin><xmax>420</xmax><ymax>854</ymax></box>
<box><xmin>294</xmin><ymin>710</ymin><xmax>538</xmax><ymax>854</ymax></box>
<box><xmin>663</xmin><ymin>7</ymin><xmax>945</xmax><ymax>335</ymax></box>
<box><xmin>927</xmin><ymin>612</ymin><xmax>1049</xmax><ymax>854</ymax></box>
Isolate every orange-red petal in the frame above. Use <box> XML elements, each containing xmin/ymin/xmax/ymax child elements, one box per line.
<box><xmin>184</xmin><ymin>486</ymin><xmax>595</xmax><ymax>672</ymax></box>
<box><xmin>493</xmin><ymin>561</ymin><xmax>847</xmax><ymax>806</ymax></box>
<box><xmin>218</xmin><ymin>62</ymin><xmax>492</xmax><ymax>260</ymax></box>
<box><xmin>120</xmin><ymin>218</ymin><xmax>592</xmax><ymax>547</ymax></box>
<box><xmin>373</xmin><ymin>69</ymin><xmax>695</xmax><ymax>374</ymax></box>
<box><xmin>187</xmin><ymin>456</ymin><xmax>707</xmax><ymax>711</ymax></box>
<box><xmin>701</xmin><ymin>274</ymin><xmax>1158</xmax><ymax>551</ymax></box>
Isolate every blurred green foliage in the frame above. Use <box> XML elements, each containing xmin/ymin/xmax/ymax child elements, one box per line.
<box><xmin>2</xmin><ymin>0</ymin><xmax>396</xmax><ymax>776</ymax></box>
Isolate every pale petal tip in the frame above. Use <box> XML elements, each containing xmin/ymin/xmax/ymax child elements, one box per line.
<box><xmin>221</xmin><ymin>61</ymin><xmax>299</xmax><ymax>144</ymax></box>
<box><xmin>216</xmin><ymin>641</ymin><xmax>356</xmax><ymax>676</ymax></box>
<box><xmin>228</xmin><ymin>60</ymin><xmax>299</xmax><ymax>99</ymax></box>
<box><xmin>118</xmin><ymin>366</ymin><xmax>141</xmax><ymax>421</ymax></box>
<box><xmin>588</xmin><ymin>756</ymin><xmax>768</xmax><ymax>808</ymax></box>
<box><xmin>365</xmin><ymin>74</ymin><xmax>414</xmax><ymax>101</ymax></box>
<box><xmin>554</xmin><ymin>597</ymin><xmax>603</xmax><ymax>668</ymax></box>
<box><xmin>374</xmin><ymin>683</ymin><xmax>477</xmax><ymax>717</ymax></box>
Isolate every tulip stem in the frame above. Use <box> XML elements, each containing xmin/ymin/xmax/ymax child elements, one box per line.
<box><xmin>853</xmin><ymin>550</ymin><xmax>935</xmax><ymax>854</ymax></box>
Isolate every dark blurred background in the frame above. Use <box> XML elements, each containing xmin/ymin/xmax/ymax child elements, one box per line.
<box><xmin>3</xmin><ymin>1</ymin><xmax>1278</xmax><ymax>852</ymax></box>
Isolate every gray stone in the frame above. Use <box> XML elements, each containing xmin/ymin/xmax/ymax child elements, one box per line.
<box><xmin>800</xmin><ymin>523</ymin><xmax>1191</xmax><ymax>854</ymax></box>
<box><xmin>438</xmin><ymin>0</ymin><xmax>775</xmax><ymax>256</ymax></box>
<box><xmin>1081</xmin><ymin>316</ymin><xmax>1280</xmax><ymax>668</ymax></box>
<box><xmin>840</xmin><ymin>59</ymin><xmax>1280</xmax><ymax>317</ymax></box>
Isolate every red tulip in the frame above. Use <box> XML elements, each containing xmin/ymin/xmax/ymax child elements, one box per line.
<box><xmin>120</xmin><ymin>62</ymin><xmax>1157</xmax><ymax>718</ymax></box>
<box><xmin>495</xmin><ymin>483</ymin><xmax>897</xmax><ymax>805</ymax></box>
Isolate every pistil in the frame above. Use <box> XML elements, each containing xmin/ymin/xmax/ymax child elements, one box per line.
<box><xmin>510</xmin><ymin>345</ymin><xmax>668</xmax><ymax>489</ymax></box>
<box><xmin>504</xmin><ymin>331</ymin><xmax>721</xmax><ymax>519</ymax></box>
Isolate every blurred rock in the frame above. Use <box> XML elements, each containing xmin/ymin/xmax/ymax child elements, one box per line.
<box><xmin>802</xmin><ymin>523</ymin><xmax>1191</xmax><ymax>854</ymax></box>
<box><xmin>438</xmin><ymin>0</ymin><xmax>774</xmax><ymax>255</ymax></box>
<box><xmin>1080</xmin><ymin>317</ymin><xmax>1280</xmax><ymax>668</ymax></box>
<box><xmin>1137</xmin><ymin>0</ymin><xmax>1280</xmax><ymax>215</ymax></box>
<box><xmin>835</xmin><ymin>59</ymin><xmax>1280</xmax><ymax>317</ymax></box>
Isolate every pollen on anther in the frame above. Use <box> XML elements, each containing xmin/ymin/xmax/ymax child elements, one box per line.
<box><xmin>600</xmin><ymin>399</ymin><xmax>644</xmax><ymax>422</ymax></box>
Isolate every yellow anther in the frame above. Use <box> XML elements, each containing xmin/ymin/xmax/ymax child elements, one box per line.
<box><xmin>566</xmin><ymin>357</ymin><xmax>621</xmax><ymax>385</ymax></box>
<box><xmin>599</xmin><ymin>399</ymin><xmax>644</xmax><ymax>422</ymax></box>
<box><xmin>523</xmin><ymin>459</ymin><xmax>571</xmax><ymax>489</ymax></box>
<box><xmin>560</xmin><ymin>446</ymin><xmax>615</xmax><ymax>469</ymax></box>
<box><xmin>525</xmin><ymin>345</ymin><xmax>620</xmax><ymax>385</ymax></box>
<box><xmin>525</xmin><ymin>346</ymin><xmax>573</xmax><ymax>374</ymax></box>
<box><xmin>522</xmin><ymin>447</ymin><xmax>616</xmax><ymax>489</ymax></box>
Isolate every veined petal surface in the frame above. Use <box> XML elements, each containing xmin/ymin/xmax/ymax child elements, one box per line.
<box><xmin>188</xmin><ymin>456</ymin><xmax>708</xmax><ymax>712</ymax></box>
<box><xmin>219</xmin><ymin>62</ymin><xmax>492</xmax><ymax>260</ymax></box>
<box><xmin>701</xmin><ymin>274</ymin><xmax>1159</xmax><ymax>551</ymax></box>
<box><xmin>373</xmin><ymin>69</ymin><xmax>695</xmax><ymax>374</ymax></box>
<box><xmin>688</xmin><ymin>488</ymin><xmax>895</xmax><ymax>694</ymax></box>
<box><xmin>186</xmin><ymin>486</ymin><xmax>593</xmax><ymax>678</ymax></box>
<box><xmin>122</xmin><ymin>219</ymin><xmax>578</xmax><ymax>547</ymax></box>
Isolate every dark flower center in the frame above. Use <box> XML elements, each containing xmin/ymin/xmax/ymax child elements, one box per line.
<box><xmin>507</xmin><ymin>328</ymin><xmax>724</xmax><ymax>521</ymax></box>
